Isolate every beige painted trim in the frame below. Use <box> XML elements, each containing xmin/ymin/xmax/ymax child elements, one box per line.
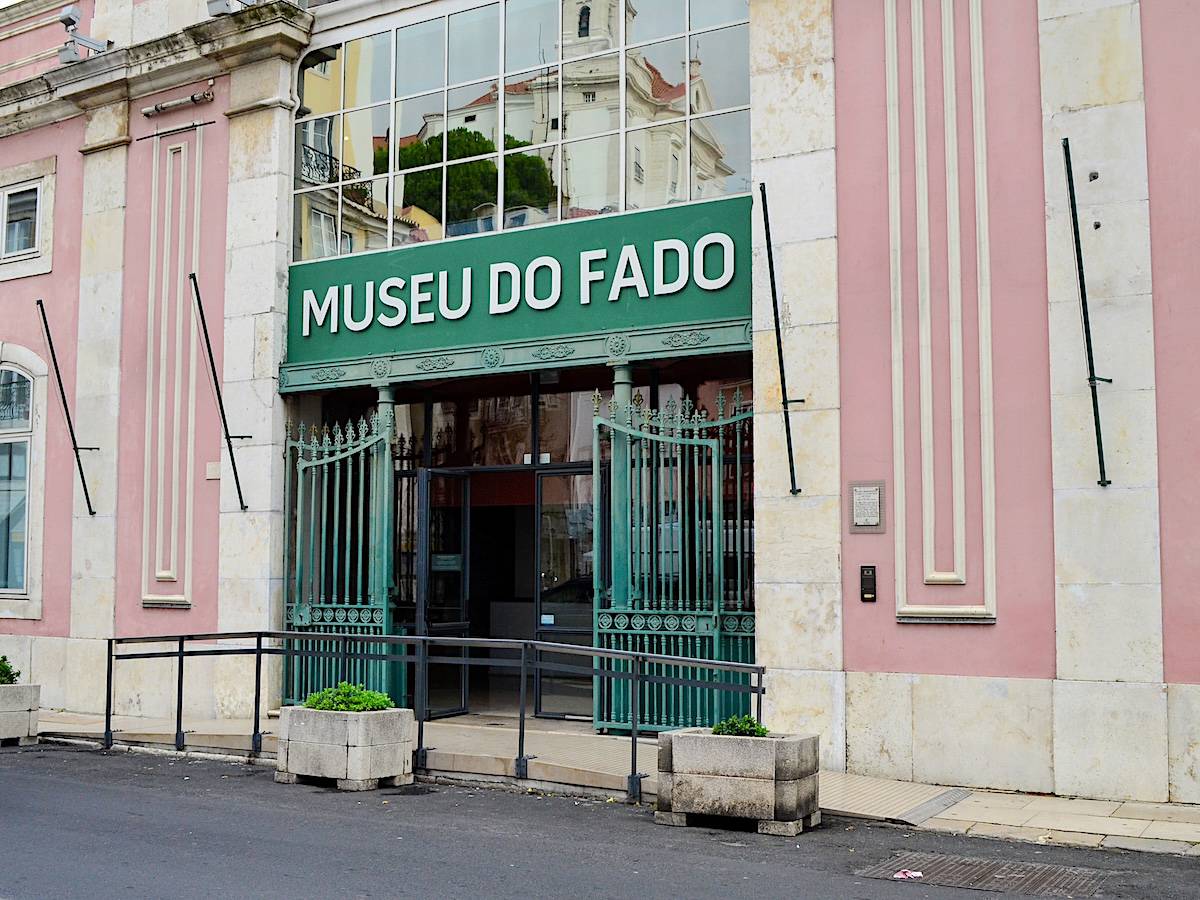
<box><xmin>0</xmin><ymin>45</ymin><xmax>56</xmax><ymax>77</ymax></box>
<box><xmin>0</xmin><ymin>0</ymin><xmax>61</xmax><ymax>30</ymax></box>
<box><xmin>888</xmin><ymin>0</ymin><xmax>997</xmax><ymax>619</ymax></box>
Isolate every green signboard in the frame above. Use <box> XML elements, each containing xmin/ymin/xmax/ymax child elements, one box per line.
<box><xmin>281</xmin><ymin>196</ymin><xmax>751</xmax><ymax>390</ymax></box>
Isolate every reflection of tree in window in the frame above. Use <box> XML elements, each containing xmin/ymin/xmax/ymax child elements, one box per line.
<box><xmin>394</xmin><ymin>129</ymin><xmax>554</xmax><ymax>225</ymax></box>
<box><xmin>578</xmin><ymin>5</ymin><xmax>590</xmax><ymax>38</ymax></box>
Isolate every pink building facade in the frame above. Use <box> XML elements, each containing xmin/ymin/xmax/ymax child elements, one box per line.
<box><xmin>0</xmin><ymin>0</ymin><xmax>1196</xmax><ymax>805</ymax></box>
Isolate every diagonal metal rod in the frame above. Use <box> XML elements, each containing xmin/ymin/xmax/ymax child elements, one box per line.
<box><xmin>757</xmin><ymin>183</ymin><xmax>803</xmax><ymax>495</ymax></box>
<box><xmin>1061</xmin><ymin>138</ymin><xmax>1112</xmax><ymax>487</ymax></box>
<box><xmin>35</xmin><ymin>299</ymin><xmax>96</xmax><ymax>515</ymax></box>
<box><xmin>189</xmin><ymin>273</ymin><xmax>249</xmax><ymax>510</ymax></box>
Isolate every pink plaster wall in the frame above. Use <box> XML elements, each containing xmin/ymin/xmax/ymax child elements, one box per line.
<box><xmin>1142</xmin><ymin>1</ymin><xmax>1200</xmax><ymax>685</ymax></box>
<box><xmin>0</xmin><ymin>116</ymin><xmax>85</xmax><ymax>638</ymax></box>
<box><xmin>0</xmin><ymin>0</ymin><xmax>95</xmax><ymax>89</ymax></box>
<box><xmin>836</xmin><ymin>0</ymin><xmax>1056</xmax><ymax>677</ymax></box>
<box><xmin>114</xmin><ymin>78</ymin><xmax>230</xmax><ymax>636</ymax></box>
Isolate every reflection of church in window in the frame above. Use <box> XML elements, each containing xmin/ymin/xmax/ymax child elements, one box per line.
<box><xmin>295</xmin><ymin>0</ymin><xmax>746</xmax><ymax>257</ymax></box>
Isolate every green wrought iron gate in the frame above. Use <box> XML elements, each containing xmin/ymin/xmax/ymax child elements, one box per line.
<box><xmin>592</xmin><ymin>390</ymin><xmax>755</xmax><ymax>732</ymax></box>
<box><xmin>282</xmin><ymin>414</ymin><xmax>396</xmax><ymax>704</ymax></box>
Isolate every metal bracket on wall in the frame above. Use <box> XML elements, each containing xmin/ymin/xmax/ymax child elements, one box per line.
<box><xmin>35</xmin><ymin>298</ymin><xmax>97</xmax><ymax>516</ymax></box>
<box><xmin>1062</xmin><ymin>138</ymin><xmax>1112</xmax><ymax>487</ymax></box>
<box><xmin>757</xmin><ymin>182</ymin><xmax>804</xmax><ymax>495</ymax></box>
<box><xmin>188</xmin><ymin>273</ymin><xmax>251</xmax><ymax>511</ymax></box>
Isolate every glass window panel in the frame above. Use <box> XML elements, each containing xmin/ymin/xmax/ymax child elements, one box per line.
<box><xmin>0</xmin><ymin>439</ymin><xmax>28</xmax><ymax>592</ymax></box>
<box><xmin>393</xmin><ymin>169</ymin><xmax>444</xmax><ymax>245</ymax></box>
<box><xmin>562</xmin><ymin>53</ymin><xmax>619</xmax><ymax>138</ymax></box>
<box><xmin>625</xmin><ymin>37</ymin><xmax>687</xmax><ymax>126</ymax></box>
<box><xmin>448</xmin><ymin>4</ymin><xmax>499</xmax><ymax>85</ymax></box>
<box><xmin>0</xmin><ymin>371</ymin><xmax>31</xmax><ymax>432</ymax></box>
<box><xmin>3</xmin><ymin>188</ymin><xmax>37</xmax><ymax>256</ymax></box>
<box><xmin>468</xmin><ymin>395</ymin><xmax>532</xmax><ymax>466</ymax></box>
<box><xmin>536</xmin><ymin>639</ymin><xmax>593</xmax><ymax>717</ymax></box>
<box><xmin>445</xmin><ymin>157</ymin><xmax>498</xmax><ymax>236</ymax></box>
<box><xmin>538</xmin><ymin>473</ymin><xmax>593</xmax><ymax>629</ymax></box>
<box><xmin>341</xmin><ymin>104</ymin><xmax>391</xmax><ymax>178</ymax></box>
<box><xmin>505</xmin><ymin>146</ymin><xmax>559</xmax><ymax>228</ymax></box>
<box><xmin>446</xmin><ymin>82</ymin><xmax>501</xmax><ymax>159</ymax></box>
<box><xmin>561</xmin><ymin>134</ymin><xmax>618</xmax><ymax>217</ymax></box>
<box><xmin>396</xmin><ymin>18</ymin><xmax>445</xmax><ymax>97</ymax></box>
<box><xmin>341</xmin><ymin>178</ymin><xmax>390</xmax><ymax>253</ymax></box>
<box><xmin>690</xmin><ymin>0</ymin><xmax>748</xmax><ymax>30</ymax></box>
<box><xmin>506</xmin><ymin>0</ymin><xmax>558</xmax><ymax>71</ymax></box>
<box><xmin>563</xmin><ymin>0</ymin><xmax>618</xmax><ymax>58</ymax></box>
<box><xmin>626</xmin><ymin>120</ymin><xmax>686</xmax><ymax>210</ymax></box>
<box><xmin>294</xmin><ymin>115</ymin><xmax>341</xmax><ymax>189</ymax></box>
<box><xmin>538</xmin><ymin>389</ymin><xmax>596</xmax><ymax>463</ymax></box>
<box><xmin>293</xmin><ymin>188</ymin><xmax>340</xmax><ymax>261</ymax></box>
<box><xmin>691</xmin><ymin>109</ymin><xmax>750</xmax><ymax>200</ymax></box>
<box><xmin>297</xmin><ymin>45</ymin><xmax>342</xmax><ymax>117</ymax></box>
<box><xmin>690</xmin><ymin>24</ymin><xmax>748</xmax><ymax>113</ymax></box>
<box><xmin>395</xmin><ymin>93</ymin><xmax>444</xmax><ymax>171</ymax></box>
<box><xmin>626</xmin><ymin>0</ymin><xmax>685</xmax><ymax>44</ymax></box>
<box><xmin>343</xmin><ymin>32</ymin><xmax>391</xmax><ymax>108</ymax></box>
<box><xmin>504</xmin><ymin>68</ymin><xmax>559</xmax><ymax>147</ymax></box>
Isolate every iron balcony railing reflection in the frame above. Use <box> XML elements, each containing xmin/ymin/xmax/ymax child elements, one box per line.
<box><xmin>298</xmin><ymin>144</ymin><xmax>365</xmax><ymax>195</ymax></box>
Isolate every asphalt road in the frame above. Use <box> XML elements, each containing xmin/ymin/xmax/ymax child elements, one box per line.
<box><xmin>1</xmin><ymin>744</ymin><xmax>1196</xmax><ymax>900</ymax></box>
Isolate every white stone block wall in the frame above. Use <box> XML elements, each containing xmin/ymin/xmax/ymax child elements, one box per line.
<box><xmin>215</xmin><ymin>56</ymin><xmax>301</xmax><ymax>714</ymax></box>
<box><xmin>1037</xmin><ymin>0</ymin><xmax>1170</xmax><ymax>802</ymax></box>
<box><xmin>748</xmin><ymin>0</ymin><xmax>845</xmax><ymax>772</ymax></box>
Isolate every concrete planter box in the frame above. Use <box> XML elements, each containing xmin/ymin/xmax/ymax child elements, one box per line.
<box><xmin>0</xmin><ymin>684</ymin><xmax>39</xmax><ymax>746</ymax></box>
<box><xmin>655</xmin><ymin>727</ymin><xmax>820</xmax><ymax>836</ymax></box>
<box><xmin>274</xmin><ymin>706</ymin><xmax>416</xmax><ymax>791</ymax></box>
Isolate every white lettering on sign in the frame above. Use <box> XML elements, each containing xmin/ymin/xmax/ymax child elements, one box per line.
<box><xmin>525</xmin><ymin>256</ymin><xmax>562</xmax><ymax>310</ymax></box>
<box><xmin>299</xmin><ymin>230</ymin><xmax>737</xmax><ymax>336</ymax></box>
<box><xmin>303</xmin><ymin>285</ymin><xmax>340</xmax><ymax>336</ymax></box>
<box><xmin>608</xmin><ymin>244</ymin><xmax>650</xmax><ymax>302</ymax></box>
<box><xmin>654</xmin><ymin>239</ymin><xmax>689</xmax><ymax>295</ymax></box>
<box><xmin>579</xmin><ymin>249</ymin><xmax>607</xmax><ymax>305</ymax></box>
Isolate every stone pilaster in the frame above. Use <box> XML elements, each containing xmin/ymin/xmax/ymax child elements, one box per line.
<box><xmin>749</xmin><ymin>0</ymin><xmax>844</xmax><ymax>771</ymax></box>
<box><xmin>215</xmin><ymin>56</ymin><xmax>299</xmax><ymax>709</ymax></box>
<box><xmin>1038</xmin><ymin>0</ymin><xmax>1168</xmax><ymax>801</ymax></box>
<box><xmin>67</xmin><ymin>98</ymin><xmax>131</xmax><ymax>711</ymax></box>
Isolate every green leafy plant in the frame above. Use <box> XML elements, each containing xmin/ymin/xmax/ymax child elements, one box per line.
<box><xmin>303</xmin><ymin>682</ymin><xmax>393</xmax><ymax>712</ymax></box>
<box><xmin>712</xmin><ymin>714</ymin><xmax>769</xmax><ymax>737</ymax></box>
<box><xmin>0</xmin><ymin>655</ymin><xmax>19</xmax><ymax>686</ymax></box>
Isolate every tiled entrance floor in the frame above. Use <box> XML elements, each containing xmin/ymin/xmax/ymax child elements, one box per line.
<box><xmin>37</xmin><ymin>709</ymin><xmax>1200</xmax><ymax>857</ymax></box>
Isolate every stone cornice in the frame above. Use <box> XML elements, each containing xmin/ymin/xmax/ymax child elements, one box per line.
<box><xmin>0</xmin><ymin>0</ymin><xmax>60</xmax><ymax>31</ymax></box>
<box><xmin>0</xmin><ymin>0</ymin><xmax>312</xmax><ymax>136</ymax></box>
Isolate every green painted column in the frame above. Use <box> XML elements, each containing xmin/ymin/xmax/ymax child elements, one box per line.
<box><xmin>611</xmin><ymin>364</ymin><xmax>633</xmax><ymax>610</ymax></box>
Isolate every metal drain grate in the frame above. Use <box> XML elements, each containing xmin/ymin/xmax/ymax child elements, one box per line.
<box><xmin>857</xmin><ymin>852</ymin><xmax>1110</xmax><ymax>897</ymax></box>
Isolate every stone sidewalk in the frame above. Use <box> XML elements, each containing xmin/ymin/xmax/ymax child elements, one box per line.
<box><xmin>37</xmin><ymin>709</ymin><xmax>1200</xmax><ymax>856</ymax></box>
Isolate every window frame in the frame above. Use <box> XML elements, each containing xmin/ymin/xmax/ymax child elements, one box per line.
<box><xmin>0</xmin><ymin>347</ymin><xmax>47</xmax><ymax>620</ymax></box>
<box><xmin>1</xmin><ymin>180</ymin><xmax>41</xmax><ymax>260</ymax></box>
<box><xmin>0</xmin><ymin>368</ymin><xmax>33</xmax><ymax>596</ymax></box>
<box><xmin>293</xmin><ymin>0</ymin><xmax>751</xmax><ymax>264</ymax></box>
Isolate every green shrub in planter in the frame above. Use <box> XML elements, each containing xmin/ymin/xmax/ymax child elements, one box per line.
<box><xmin>0</xmin><ymin>655</ymin><xmax>18</xmax><ymax>686</ymax></box>
<box><xmin>712</xmin><ymin>714</ymin><xmax>769</xmax><ymax>737</ymax></box>
<box><xmin>303</xmin><ymin>682</ymin><xmax>393</xmax><ymax>712</ymax></box>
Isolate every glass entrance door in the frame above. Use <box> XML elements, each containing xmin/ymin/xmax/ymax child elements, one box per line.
<box><xmin>534</xmin><ymin>470</ymin><xmax>594</xmax><ymax>717</ymax></box>
<box><xmin>418</xmin><ymin>469</ymin><xmax>470</xmax><ymax>718</ymax></box>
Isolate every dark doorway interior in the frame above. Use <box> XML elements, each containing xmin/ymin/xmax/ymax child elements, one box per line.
<box><xmin>467</xmin><ymin>471</ymin><xmax>535</xmax><ymax>713</ymax></box>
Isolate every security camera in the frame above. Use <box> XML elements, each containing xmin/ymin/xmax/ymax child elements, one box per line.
<box><xmin>57</xmin><ymin>6</ymin><xmax>111</xmax><ymax>64</ymax></box>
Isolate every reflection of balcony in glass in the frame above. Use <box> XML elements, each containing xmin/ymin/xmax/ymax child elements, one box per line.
<box><xmin>298</xmin><ymin>143</ymin><xmax>363</xmax><ymax>188</ymax></box>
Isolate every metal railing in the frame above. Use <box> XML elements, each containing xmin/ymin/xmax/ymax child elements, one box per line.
<box><xmin>103</xmin><ymin>631</ymin><xmax>766</xmax><ymax>803</ymax></box>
